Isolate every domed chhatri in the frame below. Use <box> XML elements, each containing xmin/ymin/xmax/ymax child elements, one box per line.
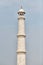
<box><xmin>18</xmin><ymin>6</ymin><xmax>25</xmax><ymax>15</ymax></box>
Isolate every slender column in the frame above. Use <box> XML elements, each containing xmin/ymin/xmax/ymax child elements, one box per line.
<box><xmin>17</xmin><ymin>7</ymin><xmax>26</xmax><ymax>65</ymax></box>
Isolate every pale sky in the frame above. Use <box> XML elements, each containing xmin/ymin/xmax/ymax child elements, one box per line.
<box><xmin>0</xmin><ymin>0</ymin><xmax>43</xmax><ymax>65</ymax></box>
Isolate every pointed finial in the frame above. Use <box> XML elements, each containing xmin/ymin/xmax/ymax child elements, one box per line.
<box><xmin>21</xmin><ymin>5</ymin><xmax>22</xmax><ymax>9</ymax></box>
<box><xmin>18</xmin><ymin>4</ymin><xmax>25</xmax><ymax>15</ymax></box>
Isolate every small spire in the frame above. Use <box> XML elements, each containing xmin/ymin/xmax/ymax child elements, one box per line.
<box><xmin>21</xmin><ymin>5</ymin><xmax>22</xmax><ymax>9</ymax></box>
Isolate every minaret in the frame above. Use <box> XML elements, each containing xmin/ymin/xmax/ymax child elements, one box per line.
<box><xmin>17</xmin><ymin>7</ymin><xmax>26</xmax><ymax>65</ymax></box>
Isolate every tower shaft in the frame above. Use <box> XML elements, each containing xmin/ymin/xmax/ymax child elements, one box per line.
<box><xmin>17</xmin><ymin>8</ymin><xmax>26</xmax><ymax>65</ymax></box>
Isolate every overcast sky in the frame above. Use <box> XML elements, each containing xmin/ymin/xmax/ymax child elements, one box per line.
<box><xmin>0</xmin><ymin>0</ymin><xmax>43</xmax><ymax>65</ymax></box>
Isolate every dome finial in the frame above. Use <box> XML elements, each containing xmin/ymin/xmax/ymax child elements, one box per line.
<box><xmin>18</xmin><ymin>5</ymin><xmax>25</xmax><ymax>15</ymax></box>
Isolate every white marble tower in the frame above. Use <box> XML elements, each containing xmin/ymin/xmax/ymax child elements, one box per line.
<box><xmin>17</xmin><ymin>7</ymin><xmax>26</xmax><ymax>65</ymax></box>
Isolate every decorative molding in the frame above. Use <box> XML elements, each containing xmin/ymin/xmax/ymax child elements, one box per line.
<box><xmin>17</xmin><ymin>34</ymin><xmax>26</xmax><ymax>37</ymax></box>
